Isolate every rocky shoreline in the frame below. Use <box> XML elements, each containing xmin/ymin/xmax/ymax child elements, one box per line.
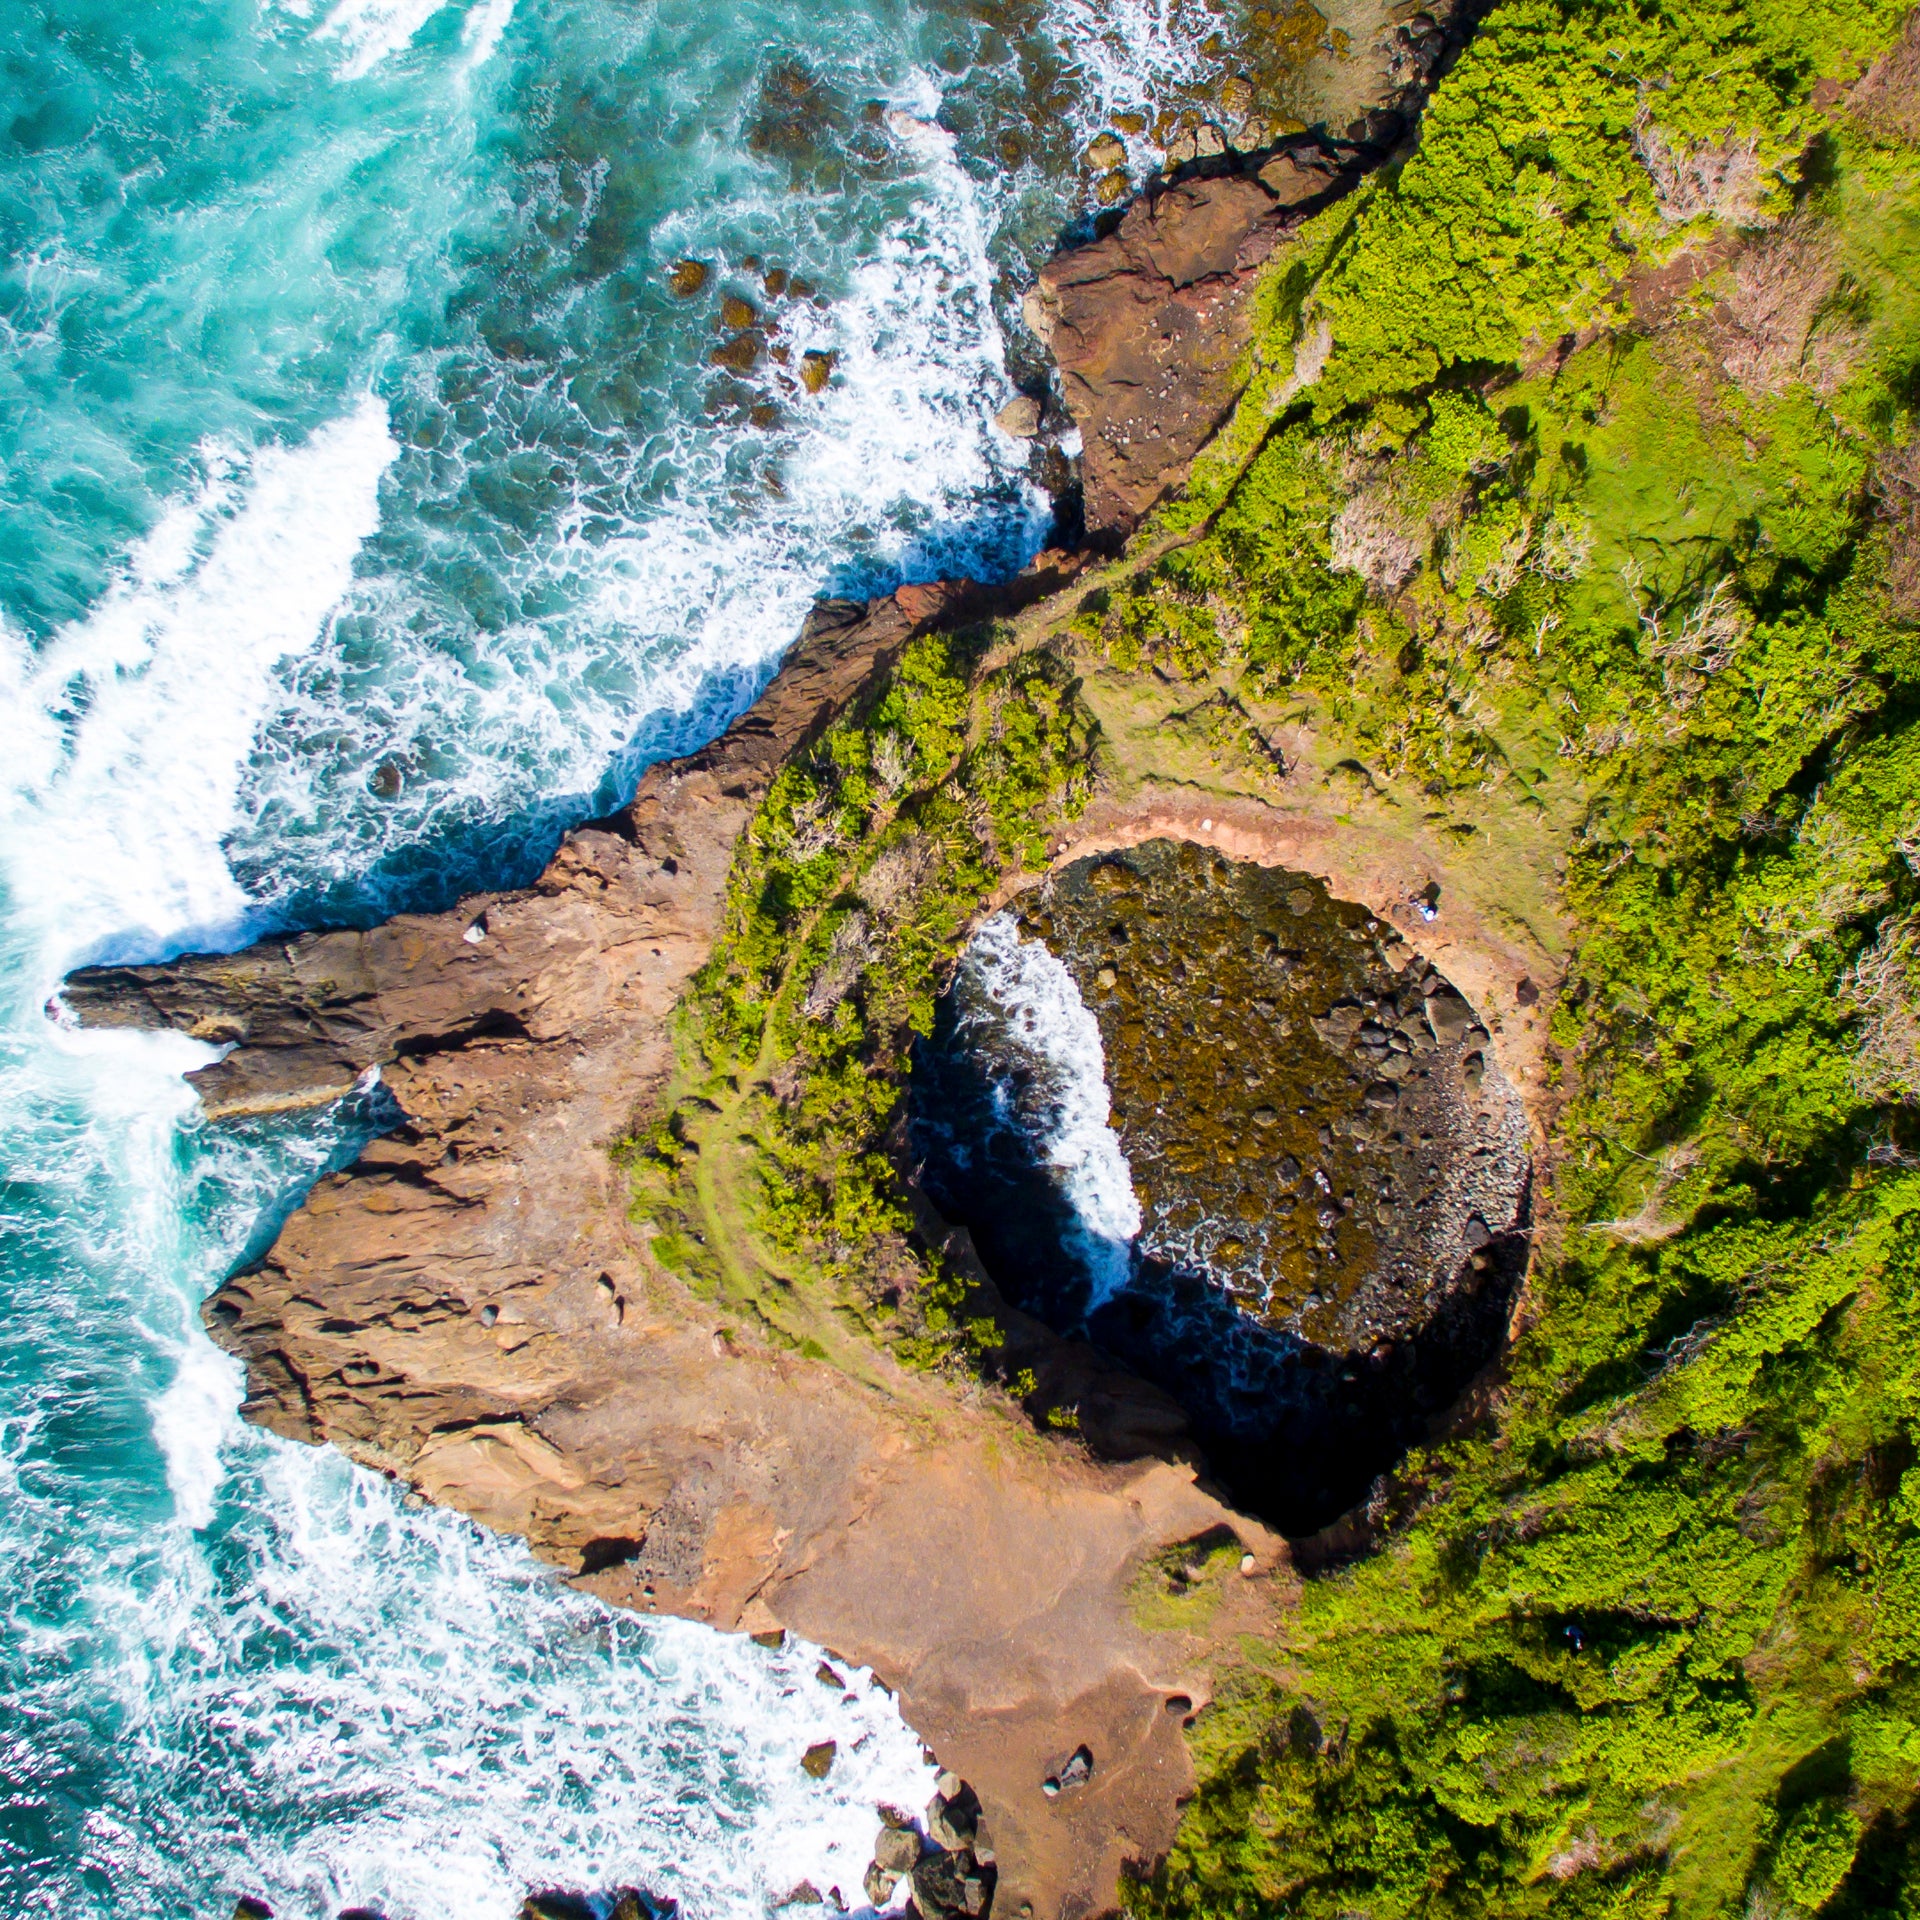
<box><xmin>58</xmin><ymin>15</ymin><xmax>1511</xmax><ymax>1917</ymax></box>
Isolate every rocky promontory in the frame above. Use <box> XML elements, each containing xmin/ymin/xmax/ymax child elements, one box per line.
<box><xmin>64</xmin><ymin>566</ymin><xmax>1300</xmax><ymax>1920</ymax></box>
<box><xmin>57</xmin><ymin>16</ymin><xmax>1544</xmax><ymax>1915</ymax></box>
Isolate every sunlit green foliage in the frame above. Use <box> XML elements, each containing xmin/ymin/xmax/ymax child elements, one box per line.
<box><xmin>1119</xmin><ymin>0</ymin><xmax>1920</xmax><ymax>1914</ymax></box>
<box><xmin>639</xmin><ymin>629</ymin><xmax>1098</xmax><ymax>1363</ymax></box>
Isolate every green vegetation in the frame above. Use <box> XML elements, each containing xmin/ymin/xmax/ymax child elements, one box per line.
<box><xmin>1100</xmin><ymin>1</ymin><xmax>1920</xmax><ymax>1914</ymax></box>
<box><xmin>626</xmin><ymin>626</ymin><xmax>1097</xmax><ymax>1369</ymax></box>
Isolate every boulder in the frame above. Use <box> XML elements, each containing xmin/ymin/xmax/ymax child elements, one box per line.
<box><xmin>927</xmin><ymin>1778</ymin><xmax>980</xmax><ymax>1850</ymax></box>
<box><xmin>1025</xmin><ymin>174</ymin><xmax>1293</xmax><ymax>534</ymax></box>
<box><xmin>909</xmin><ymin>1850</ymin><xmax>991</xmax><ymax>1919</ymax></box>
<box><xmin>1257</xmin><ymin>148</ymin><xmax>1337</xmax><ymax>206</ymax></box>
<box><xmin>992</xmin><ymin>394</ymin><xmax>1043</xmax><ymax>439</ymax></box>
<box><xmin>875</xmin><ymin>1824</ymin><xmax>922</xmax><ymax>1873</ymax></box>
<box><xmin>802</xmin><ymin>1739</ymin><xmax>837</xmax><ymax>1779</ymax></box>
<box><xmin>1424</xmin><ymin>989</ymin><xmax>1472</xmax><ymax>1047</ymax></box>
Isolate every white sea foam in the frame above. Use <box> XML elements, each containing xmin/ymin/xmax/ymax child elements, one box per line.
<box><xmin>961</xmin><ymin>914</ymin><xmax>1141</xmax><ymax>1310</ymax></box>
<box><xmin>0</xmin><ymin>396</ymin><xmax>397</xmax><ymax>981</ymax></box>
<box><xmin>312</xmin><ymin>0</ymin><xmax>455</xmax><ymax>78</ymax></box>
<box><xmin>151</xmin><ymin>1336</ymin><xmax>243</xmax><ymax>1533</ymax></box>
<box><xmin>1039</xmin><ymin>0</ymin><xmax>1217</xmax><ymax>174</ymax></box>
<box><xmin>458</xmin><ymin>0</ymin><xmax>514</xmax><ymax>69</ymax></box>
<box><xmin>227</xmin><ymin>66</ymin><xmax>1048</xmax><ymax>916</ymax></box>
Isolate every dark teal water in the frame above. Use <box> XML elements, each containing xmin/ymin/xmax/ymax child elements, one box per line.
<box><xmin>0</xmin><ymin>1</ymin><xmax>1214</xmax><ymax>1913</ymax></box>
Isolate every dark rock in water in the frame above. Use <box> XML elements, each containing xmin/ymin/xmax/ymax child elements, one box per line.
<box><xmin>233</xmin><ymin>1900</ymin><xmax>272</xmax><ymax>1920</ymax></box>
<box><xmin>337</xmin><ymin>1910</ymin><xmax>389</xmax><ymax>1920</ymax></box>
<box><xmin>802</xmin><ymin>1738</ymin><xmax>837</xmax><ymax>1778</ymax></box>
<box><xmin>523</xmin><ymin>1892</ymin><xmax>672</xmax><ymax>1920</ymax></box>
<box><xmin>522</xmin><ymin>1896</ymin><xmax>596</xmax><ymax>1920</ymax></box>
<box><xmin>875</xmin><ymin>1823</ymin><xmax>922</xmax><ymax>1873</ymax></box>
<box><xmin>608</xmin><ymin>1891</ymin><xmax>676</xmax><ymax>1920</ymax></box>
<box><xmin>668</xmin><ymin>259</ymin><xmax>709</xmax><ymax>298</ymax></box>
<box><xmin>711</xmin><ymin>329</ymin><xmax>763</xmax><ymax>372</ymax></box>
<box><xmin>747</xmin><ymin>56</ymin><xmax>850</xmax><ymax>183</ymax></box>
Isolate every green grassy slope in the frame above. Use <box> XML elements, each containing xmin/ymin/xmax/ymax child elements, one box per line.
<box><xmin>1108</xmin><ymin>2</ymin><xmax>1920</xmax><ymax>1913</ymax></box>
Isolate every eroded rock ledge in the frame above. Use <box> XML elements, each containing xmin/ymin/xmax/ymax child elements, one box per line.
<box><xmin>1028</xmin><ymin>0</ymin><xmax>1482</xmax><ymax>537</ymax></box>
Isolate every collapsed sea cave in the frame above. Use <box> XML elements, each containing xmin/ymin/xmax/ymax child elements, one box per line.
<box><xmin>910</xmin><ymin>838</ymin><xmax>1532</xmax><ymax>1538</ymax></box>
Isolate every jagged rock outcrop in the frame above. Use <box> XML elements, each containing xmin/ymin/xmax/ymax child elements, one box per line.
<box><xmin>62</xmin><ymin>589</ymin><xmax>953</xmax><ymax>1119</ymax></box>
<box><xmin>1026</xmin><ymin>2</ymin><xmax>1482</xmax><ymax>536</ymax></box>
<box><xmin>1024</xmin><ymin>157</ymin><xmax>1344</xmax><ymax>536</ymax></box>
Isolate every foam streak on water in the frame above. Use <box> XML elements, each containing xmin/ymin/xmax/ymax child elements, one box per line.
<box><xmin>0</xmin><ymin>399</ymin><xmax>398</xmax><ymax>971</ymax></box>
<box><xmin>958</xmin><ymin>915</ymin><xmax>1142</xmax><ymax>1310</ymax></box>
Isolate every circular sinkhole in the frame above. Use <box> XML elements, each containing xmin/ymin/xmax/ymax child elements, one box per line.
<box><xmin>910</xmin><ymin>838</ymin><xmax>1532</xmax><ymax>1536</ymax></box>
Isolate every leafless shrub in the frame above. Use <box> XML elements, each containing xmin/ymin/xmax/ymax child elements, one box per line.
<box><xmin>1633</xmin><ymin>117</ymin><xmax>1770</xmax><ymax>227</ymax></box>
<box><xmin>870</xmin><ymin>729</ymin><xmax>913</xmax><ymax>797</ymax></box>
<box><xmin>1845</xmin><ymin>911</ymin><xmax>1920</xmax><ymax>1105</ymax></box>
<box><xmin>785</xmin><ymin>784</ymin><xmax>839</xmax><ymax>862</ymax></box>
<box><xmin>1715</xmin><ymin>216</ymin><xmax>1865</xmax><ymax>398</ymax></box>
<box><xmin>1633</xmin><ymin>573</ymin><xmax>1750</xmax><ymax>711</ymax></box>
<box><xmin>1331</xmin><ymin>483</ymin><xmax>1428</xmax><ymax>593</ymax></box>
<box><xmin>1476</xmin><ymin>519</ymin><xmax>1534</xmax><ymax>599</ymax></box>
<box><xmin>1848</xmin><ymin>10</ymin><xmax>1920</xmax><ymax>142</ymax></box>
<box><xmin>802</xmin><ymin>910</ymin><xmax>872</xmax><ymax>1022</ymax></box>
<box><xmin>1587</xmin><ymin>1142</ymin><xmax>1701</xmax><ymax>1245</ymax></box>
<box><xmin>1744</xmin><ymin>799</ymin><xmax>1890</xmax><ymax>965</ymax></box>
<box><xmin>1547</xmin><ymin>1831</ymin><xmax>1607</xmax><ymax>1882</ymax></box>
<box><xmin>1534</xmin><ymin>507</ymin><xmax>1594</xmax><ymax>583</ymax></box>
<box><xmin>1284</xmin><ymin>316</ymin><xmax>1333</xmax><ymax>398</ymax></box>
<box><xmin>859</xmin><ymin>836</ymin><xmax>934</xmax><ymax>918</ymax></box>
<box><xmin>1876</xmin><ymin>441</ymin><xmax>1920</xmax><ymax>623</ymax></box>
<box><xmin>1896</xmin><ymin>806</ymin><xmax>1920</xmax><ymax>876</ymax></box>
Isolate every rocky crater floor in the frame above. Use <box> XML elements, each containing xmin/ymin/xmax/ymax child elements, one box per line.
<box><xmin>914</xmin><ymin>839</ymin><xmax>1530</xmax><ymax>1533</ymax></box>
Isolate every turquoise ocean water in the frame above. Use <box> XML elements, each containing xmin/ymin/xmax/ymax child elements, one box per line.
<box><xmin>0</xmin><ymin>1</ymin><xmax>1214</xmax><ymax>1913</ymax></box>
